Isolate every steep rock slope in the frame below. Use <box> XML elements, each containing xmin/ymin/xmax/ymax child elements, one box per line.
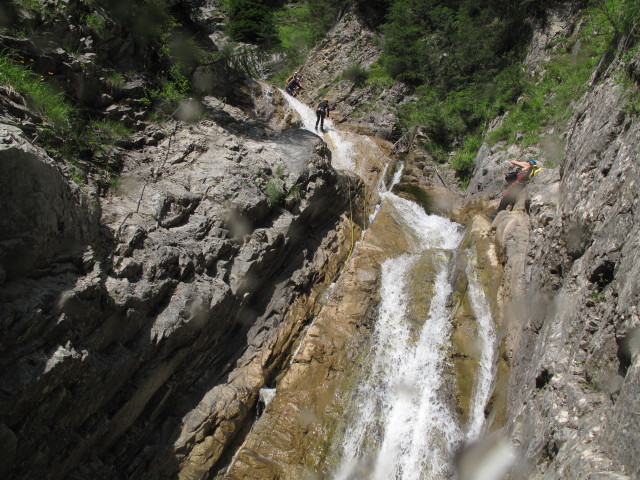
<box><xmin>465</xmin><ymin>45</ymin><xmax>640</xmax><ymax>480</ymax></box>
<box><xmin>0</xmin><ymin>86</ymin><xmax>361</xmax><ymax>479</ymax></box>
<box><xmin>294</xmin><ymin>7</ymin><xmax>409</xmax><ymax>141</ymax></box>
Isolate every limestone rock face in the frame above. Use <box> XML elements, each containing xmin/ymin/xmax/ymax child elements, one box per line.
<box><xmin>0</xmin><ymin>89</ymin><xmax>359</xmax><ymax>480</ymax></box>
<box><xmin>296</xmin><ymin>7</ymin><xmax>409</xmax><ymax>140</ymax></box>
<box><xmin>504</xmin><ymin>74</ymin><xmax>640</xmax><ymax>480</ymax></box>
<box><xmin>0</xmin><ymin>124</ymin><xmax>99</xmax><ymax>281</ymax></box>
<box><xmin>464</xmin><ymin>63</ymin><xmax>640</xmax><ymax>480</ymax></box>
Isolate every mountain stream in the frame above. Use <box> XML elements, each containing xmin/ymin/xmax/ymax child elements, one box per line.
<box><xmin>223</xmin><ymin>90</ymin><xmax>498</xmax><ymax>480</ymax></box>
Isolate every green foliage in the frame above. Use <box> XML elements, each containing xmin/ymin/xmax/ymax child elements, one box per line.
<box><xmin>392</xmin><ymin>1</ymin><xmax>626</xmax><ymax>185</ymax></box>
<box><xmin>262</xmin><ymin>164</ymin><xmax>302</xmax><ymax>207</ymax></box>
<box><xmin>105</xmin><ymin>71</ymin><xmax>125</xmax><ymax>89</ymax></box>
<box><xmin>305</xmin><ymin>0</ymin><xmax>349</xmax><ymax>42</ymax></box>
<box><xmin>69</xmin><ymin>167</ymin><xmax>85</xmax><ymax>185</ymax></box>
<box><xmin>273</xmin><ymin>4</ymin><xmax>313</xmax><ymax>75</ymax></box>
<box><xmin>366</xmin><ymin>60</ymin><xmax>394</xmax><ymax>88</ymax></box>
<box><xmin>580</xmin><ymin>377</ymin><xmax>599</xmax><ymax>391</ymax></box>
<box><xmin>264</xmin><ymin>179</ymin><xmax>284</xmax><ymax>206</ymax></box>
<box><xmin>488</xmin><ymin>5</ymin><xmax>616</xmax><ymax>147</ymax></box>
<box><xmin>269</xmin><ymin>0</ymin><xmax>353</xmax><ymax>80</ymax></box>
<box><xmin>341</xmin><ymin>62</ymin><xmax>368</xmax><ymax>86</ymax></box>
<box><xmin>84</xmin><ymin>12</ymin><xmax>106</xmax><ymax>34</ymax></box>
<box><xmin>353</xmin><ymin>0</ymin><xmax>392</xmax><ymax>28</ymax></box>
<box><xmin>88</xmin><ymin>120</ymin><xmax>132</xmax><ymax>145</ymax></box>
<box><xmin>380</xmin><ymin>0</ymin><xmax>530</xmax><ymax>89</ymax></box>
<box><xmin>108</xmin><ymin>174</ymin><xmax>121</xmax><ymax>190</ymax></box>
<box><xmin>148</xmin><ymin>65</ymin><xmax>189</xmax><ymax>110</ymax></box>
<box><xmin>11</xmin><ymin>0</ymin><xmax>42</xmax><ymax>13</ymax></box>
<box><xmin>0</xmin><ymin>52</ymin><xmax>75</xmax><ymax>131</ymax></box>
<box><xmin>224</xmin><ymin>0</ymin><xmax>279</xmax><ymax>47</ymax></box>
<box><xmin>593</xmin><ymin>0</ymin><xmax>640</xmax><ymax>45</ymax></box>
<box><xmin>449</xmin><ymin>135</ymin><xmax>483</xmax><ymax>187</ymax></box>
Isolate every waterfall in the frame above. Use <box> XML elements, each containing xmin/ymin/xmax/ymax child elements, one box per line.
<box><xmin>368</xmin><ymin>161</ymin><xmax>404</xmax><ymax>225</ymax></box>
<box><xmin>280</xmin><ymin>90</ymin><xmax>321</xmax><ymax>134</ymax></box>
<box><xmin>279</xmin><ymin>85</ymin><xmax>499</xmax><ymax>479</ymax></box>
<box><xmin>331</xmin><ymin>197</ymin><xmax>465</xmax><ymax>480</ymax></box>
<box><xmin>280</xmin><ymin>90</ymin><xmax>357</xmax><ymax>172</ymax></box>
<box><xmin>465</xmin><ymin>256</ymin><xmax>497</xmax><ymax>442</ymax></box>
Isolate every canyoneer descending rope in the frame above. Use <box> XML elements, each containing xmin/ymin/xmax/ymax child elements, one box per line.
<box><xmin>496</xmin><ymin>159</ymin><xmax>541</xmax><ymax>213</ymax></box>
<box><xmin>286</xmin><ymin>74</ymin><xmax>305</xmax><ymax>97</ymax></box>
<box><xmin>315</xmin><ymin>98</ymin><xmax>330</xmax><ymax>132</ymax></box>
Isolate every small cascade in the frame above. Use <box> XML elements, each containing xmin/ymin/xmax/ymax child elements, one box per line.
<box><xmin>258</xmin><ymin>387</ymin><xmax>276</xmax><ymax>408</ymax></box>
<box><xmin>369</xmin><ymin>161</ymin><xmax>405</xmax><ymax>225</ymax></box>
<box><xmin>280</xmin><ymin>90</ymin><xmax>358</xmax><ymax>172</ymax></box>
<box><xmin>465</xmin><ymin>256</ymin><xmax>497</xmax><ymax>442</ymax></box>
<box><xmin>280</xmin><ymin>90</ymin><xmax>321</xmax><ymax>134</ymax></box>
<box><xmin>330</xmin><ymin>198</ymin><xmax>465</xmax><ymax>480</ymax></box>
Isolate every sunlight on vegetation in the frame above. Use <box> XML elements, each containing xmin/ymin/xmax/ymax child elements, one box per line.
<box><xmin>392</xmin><ymin>0</ymin><xmax>637</xmax><ymax>185</ymax></box>
<box><xmin>0</xmin><ymin>52</ymin><xmax>74</xmax><ymax>130</ymax></box>
<box><xmin>488</xmin><ymin>3</ymin><xmax>620</xmax><ymax>147</ymax></box>
<box><xmin>341</xmin><ymin>62</ymin><xmax>368</xmax><ymax>86</ymax></box>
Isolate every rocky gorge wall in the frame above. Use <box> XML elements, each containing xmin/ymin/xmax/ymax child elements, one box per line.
<box><xmin>0</xmin><ymin>83</ymin><xmax>366</xmax><ymax>479</ymax></box>
<box><xmin>463</xmin><ymin>45</ymin><xmax>640</xmax><ymax>480</ymax></box>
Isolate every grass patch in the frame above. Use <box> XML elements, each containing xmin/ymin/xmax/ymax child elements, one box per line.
<box><xmin>488</xmin><ymin>5</ymin><xmax>617</xmax><ymax>147</ymax></box>
<box><xmin>105</xmin><ymin>71</ymin><xmax>125</xmax><ymax>90</ymax></box>
<box><xmin>0</xmin><ymin>52</ymin><xmax>75</xmax><ymax>131</ymax></box>
<box><xmin>366</xmin><ymin>60</ymin><xmax>394</xmax><ymax>89</ymax></box>
<box><xmin>83</xmin><ymin>12</ymin><xmax>106</xmax><ymax>34</ymax></box>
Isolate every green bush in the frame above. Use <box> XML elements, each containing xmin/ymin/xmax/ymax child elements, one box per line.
<box><xmin>148</xmin><ymin>64</ymin><xmax>189</xmax><ymax>111</ymax></box>
<box><xmin>84</xmin><ymin>12</ymin><xmax>106</xmax><ymax>34</ymax></box>
<box><xmin>341</xmin><ymin>62</ymin><xmax>368</xmax><ymax>86</ymax></box>
<box><xmin>264</xmin><ymin>179</ymin><xmax>283</xmax><ymax>206</ymax></box>
<box><xmin>366</xmin><ymin>60</ymin><xmax>394</xmax><ymax>88</ymax></box>
<box><xmin>449</xmin><ymin>135</ymin><xmax>483</xmax><ymax>187</ymax></box>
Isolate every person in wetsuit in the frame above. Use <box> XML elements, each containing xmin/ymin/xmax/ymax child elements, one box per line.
<box><xmin>496</xmin><ymin>159</ymin><xmax>540</xmax><ymax>213</ymax></box>
<box><xmin>315</xmin><ymin>98</ymin><xmax>330</xmax><ymax>131</ymax></box>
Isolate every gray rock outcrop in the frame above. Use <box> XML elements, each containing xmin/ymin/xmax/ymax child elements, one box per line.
<box><xmin>0</xmin><ymin>88</ymin><xmax>362</xmax><ymax>479</ymax></box>
<box><xmin>464</xmin><ymin>48</ymin><xmax>640</xmax><ymax>480</ymax></box>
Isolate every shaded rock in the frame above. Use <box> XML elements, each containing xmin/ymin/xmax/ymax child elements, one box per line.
<box><xmin>0</xmin><ymin>124</ymin><xmax>98</xmax><ymax>281</ymax></box>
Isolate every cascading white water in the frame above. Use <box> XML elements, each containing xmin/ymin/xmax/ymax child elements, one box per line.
<box><xmin>465</xmin><ymin>256</ymin><xmax>497</xmax><ymax>442</ymax></box>
<box><xmin>369</xmin><ymin>161</ymin><xmax>404</xmax><ymax>225</ymax></box>
<box><xmin>280</xmin><ymin>90</ymin><xmax>357</xmax><ymax>172</ymax></box>
<box><xmin>256</xmin><ymin>83</ymin><xmax>274</xmax><ymax>121</ymax></box>
<box><xmin>331</xmin><ymin>198</ymin><xmax>465</xmax><ymax>480</ymax></box>
<box><xmin>280</xmin><ymin>86</ymin><xmax>498</xmax><ymax>479</ymax></box>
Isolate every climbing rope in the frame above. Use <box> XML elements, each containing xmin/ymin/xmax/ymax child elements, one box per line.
<box><xmin>322</xmin><ymin>129</ymin><xmax>367</xmax><ymax>271</ymax></box>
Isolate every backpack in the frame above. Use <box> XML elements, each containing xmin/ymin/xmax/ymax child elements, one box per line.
<box><xmin>504</xmin><ymin>171</ymin><xmax>518</xmax><ymax>182</ymax></box>
<box><xmin>317</xmin><ymin>101</ymin><xmax>328</xmax><ymax>115</ymax></box>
